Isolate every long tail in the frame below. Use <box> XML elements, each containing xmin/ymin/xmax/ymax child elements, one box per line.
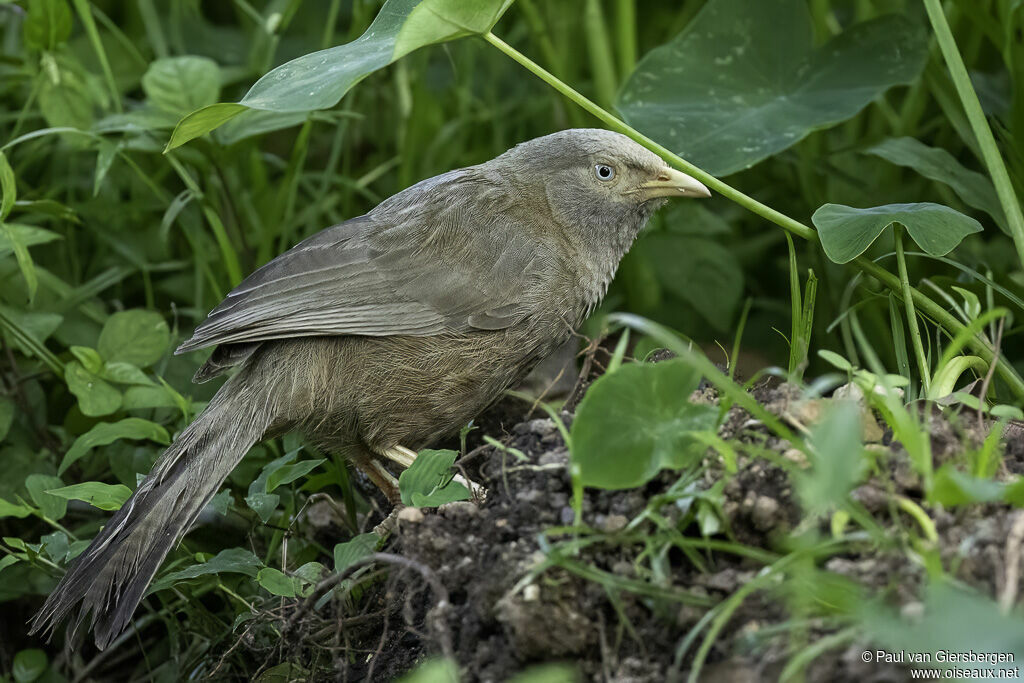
<box><xmin>30</xmin><ymin>372</ymin><xmax>274</xmax><ymax>649</ymax></box>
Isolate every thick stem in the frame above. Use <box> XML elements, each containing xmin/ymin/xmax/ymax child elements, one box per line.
<box><xmin>923</xmin><ymin>0</ymin><xmax>1024</xmax><ymax>271</ymax></box>
<box><xmin>483</xmin><ymin>31</ymin><xmax>1024</xmax><ymax>398</ymax></box>
<box><xmin>895</xmin><ymin>225</ymin><xmax>931</xmax><ymax>394</ymax></box>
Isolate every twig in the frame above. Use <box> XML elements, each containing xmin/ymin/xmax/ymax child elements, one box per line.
<box><xmin>999</xmin><ymin>511</ymin><xmax>1024</xmax><ymax>613</ymax></box>
<box><xmin>285</xmin><ymin>552</ymin><xmax>453</xmax><ymax>659</ymax></box>
<box><xmin>977</xmin><ymin>318</ymin><xmax>1004</xmax><ymax>436</ymax></box>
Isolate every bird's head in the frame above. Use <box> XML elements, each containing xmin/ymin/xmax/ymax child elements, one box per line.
<box><xmin>499</xmin><ymin>128</ymin><xmax>710</xmax><ymax>236</ymax></box>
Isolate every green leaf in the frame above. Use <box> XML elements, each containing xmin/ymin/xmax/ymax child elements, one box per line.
<box><xmin>46</xmin><ymin>482</ymin><xmax>132</xmax><ymax>511</ymax></box>
<box><xmin>23</xmin><ymin>0</ymin><xmax>71</xmax><ymax>50</ymax></box>
<box><xmin>812</xmin><ymin>202</ymin><xmax>983</xmax><ymax>264</ymax></box>
<box><xmin>0</xmin><ymin>396</ymin><xmax>13</xmax><ymax>442</ymax></box>
<box><xmin>12</xmin><ymin>648</ymin><xmax>47</xmax><ymax>683</ymax></box>
<box><xmin>794</xmin><ymin>401</ymin><xmax>865</xmax><ymax>513</ymax></box>
<box><xmin>149</xmin><ymin>547</ymin><xmax>263</xmax><ymax>593</ymax></box>
<box><xmin>398</xmin><ymin>449</ymin><xmax>471</xmax><ymax>507</ymax></box>
<box><xmin>0</xmin><ymin>496</ymin><xmax>33</xmax><ymax>519</ymax></box>
<box><xmin>257</xmin><ymin>567</ymin><xmax>296</xmax><ymax>597</ymax></box>
<box><xmin>333</xmin><ymin>532</ymin><xmax>379</xmax><ymax>573</ymax></box>
<box><xmin>97</xmin><ymin>309</ymin><xmax>170</xmax><ymax>367</ymax></box>
<box><xmin>101</xmin><ymin>361</ymin><xmax>155</xmax><ymax>386</ymax></box>
<box><xmin>142</xmin><ymin>56</ymin><xmax>221</xmax><ymax>116</ymax></box>
<box><xmin>245</xmin><ymin>450</ymin><xmax>305</xmax><ymax>522</ymax></box>
<box><xmin>266</xmin><ymin>458</ymin><xmax>326</xmax><ymax>493</ymax></box>
<box><xmin>617</xmin><ymin>0</ymin><xmax>927</xmax><ymax>175</ymax></box>
<box><xmin>166</xmin><ymin>0</ymin><xmax>511</xmax><ymax>150</ymax></box>
<box><xmin>37</xmin><ymin>63</ymin><xmax>96</xmax><ymax>130</ymax></box>
<box><xmin>393</xmin><ymin>0</ymin><xmax>514</xmax><ymax>58</ymax></box>
<box><xmin>0</xmin><ymin>554</ymin><xmax>19</xmax><ymax>576</ymax></box>
<box><xmin>65</xmin><ymin>360</ymin><xmax>122</xmax><ymax>417</ymax></box>
<box><xmin>216</xmin><ymin>109</ymin><xmax>310</xmax><ymax>146</ymax></box>
<box><xmin>930</xmin><ymin>465</ymin><xmax>1005</xmax><ymax>506</ymax></box>
<box><xmin>70</xmin><ymin>345</ymin><xmax>103</xmax><ymax>374</ymax></box>
<box><xmin>25</xmin><ymin>474</ymin><xmax>66</xmax><ymax>521</ymax></box>
<box><xmin>570</xmin><ymin>360</ymin><xmax>718</xmax><ymax>489</ymax></box>
<box><xmin>41</xmin><ymin>531</ymin><xmax>69</xmax><ymax>562</ymax></box>
<box><xmin>865</xmin><ymin>137</ymin><xmax>1008</xmax><ymax>234</ymax></box>
<box><xmin>0</xmin><ymin>223</ymin><xmax>59</xmax><ymax>302</ymax></box>
<box><xmin>60</xmin><ymin>417</ymin><xmax>170</xmax><ymax>475</ymax></box>
<box><xmin>122</xmin><ymin>384</ymin><xmax>180</xmax><ymax>410</ymax></box>
<box><xmin>0</xmin><ymin>151</ymin><xmax>15</xmax><ymax>221</ymax></box>
<box><xmin>640</xmin><ymin>234</ymin><xmax>743</xmax><ymax>330</ymax></box>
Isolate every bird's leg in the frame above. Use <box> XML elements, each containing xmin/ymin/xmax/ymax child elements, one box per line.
<box><xmin>354</xmin><ymin>458</ymin><xmax>401</xmax><ymax>503</ymax></box>
<box><xmin>381</xmin><ymin>445</ymin><xmax>418</xmax><ymax>468</ymax></box>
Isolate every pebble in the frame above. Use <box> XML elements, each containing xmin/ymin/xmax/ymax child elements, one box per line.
<box><xmin>397</xmin><ymin>507</ymin><xmax>424</xmax><ymax>523</ymax></box>
<box><xmin>751</xmin><ymin>495</ymin><xmax>780</xmax><ymax>531</ymax></box>
<box><xmin>523</xmin><ymin>584</ymin><xmax>540</xmax><ymax>602</ymax></box>
<box><xmin>600</xmin><ymin>514</ymin><xmax>628</xmax><ymax>533</ymax></box>
<box><xmin>439</xmin><ymin>501</ymin><xmax>479</xmax><ymax>520</ymax></box>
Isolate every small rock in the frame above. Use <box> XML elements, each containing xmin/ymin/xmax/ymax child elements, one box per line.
<box><xmin>782</xmin><ymin>448</ymin><xmax>809</xmax><ymax>469</ymax></box>
<box><xmin>901</xmin><ymin>601</ymin><xmax>924</xmax><ymax>621</ymax></box>
<box><xmin>751</xmin><ymin>495</ymin><xmax>780</xmax><ymax>531</ymax></box>
<box><xmin>439</xmin><ymin>501</ymin><xmax>479</xmax><ymax>519</ymax></box>
<box><xmin>611</xmin><ymin>561</ymin><xmax>634</xmax><ymax>577</ymax></box>
<box><xmin>538</xmin><ymin>449</ymin><xmax>569</xmax><ymax>467</ymax></box>
<box><xmin>396</xmin><ymin>507</ymin><xmax>424</xmax><ymax>523</ymax></box>
<box><xmin>559</xmin><ymin>506</ymin><xmax>576</xmax><ymax>525</ymax></box>
<box><xmin>523</xmin><ymin>584</ymin><xmax>540</xmax><ymax>602</ymax></box>
<box><xmin>601</xmin><ymin>514</ymin><xmax>628</xmax><ymax>533</ymax></box>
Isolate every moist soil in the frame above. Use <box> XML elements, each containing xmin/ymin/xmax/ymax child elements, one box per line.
<box><xmin>272</xmin><ymin>364</ymin><xmax>1024</xmax><ymax>683</ymax></box>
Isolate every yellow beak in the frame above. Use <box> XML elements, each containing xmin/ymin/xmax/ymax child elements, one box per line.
<box><xmin>639</xmin><ymin>167</ymin><xmax>711</xmax><ymax>199</ymax></box>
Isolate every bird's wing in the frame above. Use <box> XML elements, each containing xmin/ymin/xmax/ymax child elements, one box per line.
<box><xmin>176</xmin><ymin>172</ymin><xmax>550</xmax><ymax>354</ymax></box>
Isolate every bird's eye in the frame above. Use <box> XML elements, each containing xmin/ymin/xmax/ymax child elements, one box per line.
<box><xmin>594</xmin><ymin>163</ymin><xmax>615</xmax><ymax>181</ymax></box>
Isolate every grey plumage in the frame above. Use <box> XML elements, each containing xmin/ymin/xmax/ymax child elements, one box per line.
<box><xmin>30</xmin><ymin>129</ymin><xmax>709</xmax><ymax>649</ymax></box>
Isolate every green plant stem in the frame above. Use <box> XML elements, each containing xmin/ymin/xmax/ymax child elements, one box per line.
<box><xmin>483</xmin><ymin>31</ymin><xmax>1024</xmax><ymax>398</ymax></box>
<box><xmin>923</xmin><ymin>0</ymin><xmax>1024</xmax><ymax>271</ymax></box>
<box><xmin>614</xmin><ymin>0</ymin><xmax>637</xmax><ymax>80</ymax></box>
<box><xmin>71</xmin><ymin>0</ymin><xmax>122</xmax><ymax>114</ymax></box>
<box><xmin>894</xmin><ymin>225</ymin><xmax>931</xmax><ymax>395</ymax></box>
<box><xmin>583</xmin><ymin>0</ymin><xmax>618</xmax><ymax>109</ymax></box>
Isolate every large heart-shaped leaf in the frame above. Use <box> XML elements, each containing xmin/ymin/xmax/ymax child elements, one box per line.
<box><xmin>398</xmin><ymin>449</ymin><xmax>470</xmax><ymax>507</ymax></box>
<box><xmin>617</xmin><ymin>0</ymin><xmax>927</xmax><ymax>176</ymax></box>
<box><xmin>812</xmin><ymin>202</ymin><xmax>983</xmax><ymax>264</ymax></box>
<box><xmin>864</xmin><ymin>137</ymin><xmax>1008</xmax><ymax>234</ymax></box>
<box><xmin>59</xmin><ymin>417</ymin><xmax>170</xmax><ymax>475</ymax></box>
<box><xmin>570</xmin><ymin>360</ymin><xmax>718</xmax><ymax>489</ymax></box>
<box><xmin>167</xmin><ymin>0</ymin><xmax>512</xmax><ymax>151</ymax></box>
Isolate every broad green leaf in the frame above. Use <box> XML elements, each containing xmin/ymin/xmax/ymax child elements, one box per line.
<box><xmin>0</xmin><ymin>496</ymin><xmax>33</xmax><ymax>519</ymax></box>
<box><xmin>266</xmin><ymin>458</ymin><xmax>326</xmax><ymax>493</ymax></box>
<box><xmin>97</xmin><ymin>309</ymin><xmax>170</xmax><ymax>367</ymax></box>
<box><xmin>334</xmin><ymin>532</ymin><xmax>379</xmax><ymax>573</ymax></box>
<box><xmin>812</xmin><ymin>202</ymin><xmax>983</xmax><ymax>264</ymax></box>
<box><xmin>60</xmin><ymin>417</ymin><xmax>170</xmax><ymax>475</ymax></box>
<box><xmin>41</xmin><ymin>530</ymin><xmax>68</xmax><ymax>562</ymax></box>
<box><xmin>166</xmin><ymin>0</ymin><xmax>512</xmax><ymax>150</ymax></box>
<box><xmin>142</xmin><ymin>56</ymin><xmax>221</xmax><ymax>116</ymax></box>
<box><xmin>245</xmin><ymin>450</ymin><xmax>303</xmax><ymax>522</ymax></box>
<box><xmin>570</xmin><ymin>360</ymin><xmax>717</xmax><ymax>489</ymax></box>
<box><xmin>257</xmin><ymin>567</ymin><xmax>296</xmax><ymax>597</ymax></box>
<box><xmin>122</xmin><ymin>384</ymin><xmax>180</xmax><ymax>410</ymax></box>
<box><xmin>865</xmin><ymin>137</ymin><xmax>1008</xmax><ymax>234</ymax></box>
<box><xmin>25</xmin><ymin>474</ymin><xmax>66</xmax><ymax>520</ymax></box>
<box><xmin>0</xmin><ymin>396</ymin><xmax>13</xmax><ymax>442</ymax></box>
<box><xmin>38</xmin><ymin>63</ymin><xmax>96</xmax><ymax>130</ymax></box>
<box><xmin>23</xmin><ymin>0</ymin><xmax>71</xmax><ymax>50</ymax></box>
<box><xmin>70</xmin><ymin>345</ymin><xmax>103</xmax><ymax>374</ymax></box>
<box><xmin>0</xmin><ymin>307</ymin><xmax>62</xmax><ymax>358</ymax></box>
<box><xmin>794</xmin><ymin>401</ymin><xmax>865</xmax><ymax>513</ymax></box>
<box><xmin>640</xmin><ymin>234</ymin><xmax>743</xmax><ymax>330</ymax></box>
<box><xmin>102</xmin><ymin>361</ymin><xmax>155</xmax><ymax>386</ymax></box>
<box><xmin>12</xmin><ymin>648</ymin><xmax>47</xmax><ymax>683</ymax></box>
<box><xmin>0</xmin><ymin>555</ymin><xmax>19</xmax><ymax>576</ymax></box>
<box><xmin>293</xmin><ymin>561</ymin><xmax>327</xmax><ymax>597</ymax></box>
<box><xmin>149</xmin><ymin>547</ymin><xmax>263</xmax><ymax>593</ymax></box>
<box><xmin>65</xmin><ymin>360</ymin><xmax>121</xmax><ymax>416</ymax></box>
<box><xmin>398</xmin><ymin>449</ymin><xmax>471</xmax><ymax>507</ymax></box>
<box><xmin>617</xmin><ymin>0</ymin><xmax>927</xmax><ymax>176</ymax></box>
<box><xmin>0</xmin><ymin>151</ymin><xmax>14</xmax><ymax>220</ymax></box>
<box><xmin>46</xmin><ymin>482</ymin><xmax>132</xmax><ymax>511</ymax></box>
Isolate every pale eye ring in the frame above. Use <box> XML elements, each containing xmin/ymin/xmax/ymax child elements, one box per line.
<box><xmin>595</xmin><ymin>163</ymin><xmax>615</xmax><ymax>181</ymax></box>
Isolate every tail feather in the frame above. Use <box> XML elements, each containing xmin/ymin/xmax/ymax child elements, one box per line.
<box><xmin>30</xmin><ymin>375</ymin><xmax>272</xmax><ymax>649</ymax></box>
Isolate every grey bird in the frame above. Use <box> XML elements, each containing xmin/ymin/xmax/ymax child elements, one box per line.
<box><xmin>30</xmin><ymin>128</ymin><xmax>710</xmax><ymax>649</ymax></box>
